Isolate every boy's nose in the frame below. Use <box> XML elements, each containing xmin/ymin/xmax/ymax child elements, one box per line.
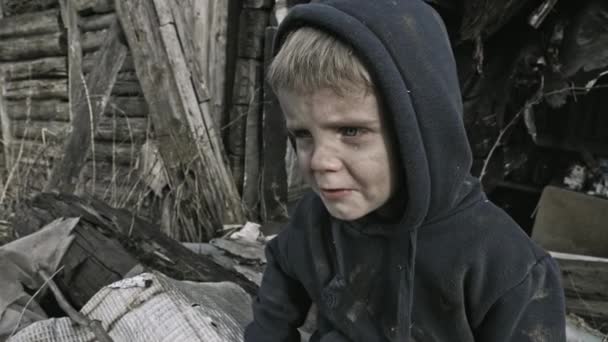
<box><xmin>310</xmin><ymin>144</ymin><xmax>342</xmax><ymax>172</ymax></box>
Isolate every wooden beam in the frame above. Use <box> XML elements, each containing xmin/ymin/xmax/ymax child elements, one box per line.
<box><xmin>72</xmin><ymin>0</ymin><xmax>113</xmax><ymax>13</ymax></box>
<box><xmin>13</xmin><ymin>192</ymin><xmax>258</xmax><ymax>294</ymax></box>
<box><xmin>1</xmin><ymin>0</ymin><xmax>57</xmax><ymax>17</ymax></box>
<box><xmin>79</xmin><ymin>12</ymin><xmax>116</xmax><ymax>32</ymax></box>
<box><xmin>208</xmin><ymin>0</ymin><xmax>230</xmax><ymax>128</ymax></box>
<box><xmin>59</xmin><ymin>0</ymin><xmax>81</xmax><ymax>124</ymax></box>
<box><xmin>11</xmin><ymin>119</ymin><xmax>69</xmax><ymax>141</ymax></box>
<box><xmin>0</xmin><ymin>57</ymin><xmax>67</xmax><ymax>81</ymax></box>
<box><xmin>115</xmin><ymin>0</ymin><xmax>245</xmax><ymax>239</ymax></box>
<box><xmin>5</xmin><ymin>99</ymin><xmax>69</xmax><ymax>121</ymax></box>
<box><xmin>0</xmin><ymin>9</ymin><xmax>61</xmax><ymax>38</ymax></box>
<box><xmin>3</xmin><ymin>79</ymin><xmax>68</xmax><ymax>100</ymax></box>
<box><xmin>0</xmin><ymin>32</ymin><xmax>66</xmax><ymax>61</ymax></box>
<box><xmin>104</xmin><ymin>96</ymin><xmax>148</xmax><ymax>117</ymax></box>
<box><xmin>0</xmin><ymin>3</ymin><xmax>12</xmax><ymax>171</ymax></box>
<box><xmin>237</xmin><ymin>9</ymin><xmax>269</xmax><ymax>59</ymax></box>
<box><xmin>46</xmin><ymin>20</ymin><xmax>127</xmax><ymax>192</ymax></box>
<box><xmin>95</xmin><ymin>116</ymin><xmax>148</xmax><ymax>142</ymax></box>
<box><xmin>260</xmin><ymin>27</ymin><xmax>288</xmax><ymax>221</ymax></box>
<box><xmin>8</xmin><ymin>140</ymin><xmax>142</xmax><ymax>166</ymax></box>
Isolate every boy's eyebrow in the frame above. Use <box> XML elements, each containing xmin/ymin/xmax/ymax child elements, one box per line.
<box><xmin>322</xmin><ymin>118</ymin><xmax>380</xmax><ymax>127</ymax></box>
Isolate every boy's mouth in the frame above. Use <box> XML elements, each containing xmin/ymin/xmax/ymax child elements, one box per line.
<box><xmin>320</xmin><ymin>188</ymin><xmax>352</xmax><ymax>200</ymax></box>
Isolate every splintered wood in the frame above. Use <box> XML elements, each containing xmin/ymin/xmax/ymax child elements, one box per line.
<box><xmin>115</xmin><ymin>0</ymin><xmax>244</xmax><ymax>241</ymax></box>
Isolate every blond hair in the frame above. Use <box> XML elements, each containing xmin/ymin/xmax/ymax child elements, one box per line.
<box><xmin>267</xmin><ymin>26</ymin><xmax>373</xmax><ymax>95</ymax></box>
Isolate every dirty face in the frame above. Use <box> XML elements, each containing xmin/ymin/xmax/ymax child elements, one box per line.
<box><xmin>278</xmin><ymin>88</ymin><xmax>398</xmax><ymax>220</ymax></box>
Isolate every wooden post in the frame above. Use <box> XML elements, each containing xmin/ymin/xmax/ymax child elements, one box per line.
<box><xmin>59</xmin><ymin>0</ymin><xmax>82</xmax><ymax>123</ymax></box>
<box><xmin>46</xmin><ymin>18</ymin><xmax>128</xmax><ymax>192</ymax></box>
<box><xmin>0</xmin><ymin>2</ymin><xmax>12</xmax><ymax>171</ymax></box>
<box><xmin>260</xmin><ymin>27</ymin><xmax>288</xmax><ymax>221</ymax></box>
<box><xmin>115</xmin><ymin>0</ymin><xmax>245</xmax><ymax>241</ymax></box>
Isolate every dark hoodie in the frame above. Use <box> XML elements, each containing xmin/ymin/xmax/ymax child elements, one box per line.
<box><xmin>245</xmin><ymin>0</ymin><xmax>566</xmax><ymax>341</ymax></box>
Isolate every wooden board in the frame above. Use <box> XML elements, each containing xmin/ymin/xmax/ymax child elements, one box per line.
<box><xmin>551</xmin><ymin>252</ymin><xmax>608</xmax><ymax>327</ymax></box>
<box><xmin>3</xmin><ymin>79</ymin><xmax>68</xmax><ymax>100</ymax></box>
<box><xmin>95</xmin><ymin>116</ymin><xmax>148</xmax><ymax>142</ymax></box>
<box><xmin>79</xmin><ymin>12</ymin><xmax>116</xmax><ymax>32</ymax></box>
<box><xmin>0</xmin><ymin>57</ymin><xmax>67</xmax><ymax>81</ymax></box>
<box><xmin>260</xmin><ymin>27</ymin><xmax>288</xmax><ymax>221</ymax></box>
<box><xmin>1</xmin><ymin>0</ymin><xmax>57</xmax><ymax>17</ymax></box>
<box><xmin>11</xmin><ymin>192</ymin><xmax>258</xmax><ymax>294</ymax></box>
<box><xmin>46</xmin><ymin>21</ymin><xmax>127</xmax><ymax>192</ymax></box>
<box><xmin>0</xmin><ymin>32</ymin><xmax>65</xmax><ymax>61</ymax></box>
<box><xmin>104</xmin><ymin>96</ymin><xmax>148</xmax><ymax>117</ymax></box>
<box><xmin>0</xmin><ymin>8</ymin><xmax>60</xmax><ymax>38</ymax></box>
<box><xmin>116</xmin><ymin>0</ymin><xmax>245</xmax><ymax>239</ymax></box>
<box><xmin>237</xmin><ymin>9</ymin><xmax>269</xmax><ymax>60</ymax></box>
<box><xmin>5</xmin><ymin>99</ymin><xmax>69</xmax><ymax>121</ymax></box>
<box><xmin>10</xmin><ymin>119</ymin><xmax>69</xmax><ymax>141</ymax></box>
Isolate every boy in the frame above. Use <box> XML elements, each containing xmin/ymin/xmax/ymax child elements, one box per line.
<box><xmin>245</xmin><ymin>0</ymin><xmax>566</xmax><ymax>341</ymax></box>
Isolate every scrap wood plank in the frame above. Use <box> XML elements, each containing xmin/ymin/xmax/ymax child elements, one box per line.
<box><xmin>551</xmin><ymin>251</ymin><xmax>608</xmax><ymax>326</ymax></box>
<box><xmin>11</xmin><ymin>192</ymin><xmax>258</xmax><ymax>295</ymax></box>
<box><xmin>115</xmin><ymin>0</ymin><xmax>245</xmax><ymax>239</ymax></box>
<box><xmin>46</xmin><ymin>19</ymin><xmax>127</xmax><ymax>192</ymax></box>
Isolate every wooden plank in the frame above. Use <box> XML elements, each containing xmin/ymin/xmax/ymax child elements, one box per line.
<box><xmin>81</xmin><ymin>28</ymin><xmax>108</xmax><ymax>52</ymax></box>
<box><xmin>164</xmin><ymin>0</ymin><xmax>212</xmax><ymax>104</ymax></box>
<box><xmin>227</xmin><ymin>105</ymin><xmax>248</xmax><ymax>191</ymax></box>
<box><xmin>46</xmin><ymin>21</ymin><xmax>127</xmax><ymax>192</ymax></box>
<box><xmin>13</xmin><ymin>192</ymin><xmax>258</xmax><ymax>294</ymax></box>
<box><xmin>79</xmin><ymin>12</ymin><xmax>116</xmax><ymax>32</ymax></box>
<box><xmin>8</xmin><ymin>139</ymin><xmax>140</xmax><ymax>166</ymax></box>
<box><xmin>116</xmin><ymin>0</ymin><xmax>245</xmax><ymax>239</ymax></box>
<box><xmin>3</xmin><ymin>79</ymin><xmax>68</xmax><ymax>100</ymax></box>
<box><xmin>0</xmin><ymin>57</ymin><xmax>67</xmax><ymax>81</ymax></box>
<box><xmin>5</xmin><ymin>99</ymin><xmax>69</xmax><ymax>121</ymax></box>
<box><xmin>0</xmin><ymin>3</ymin><xmax>12</xmax><ymax>171</ymax></box>
<box><xmin>237</xmin><ymin>9</ymin><xmax>269</xmax><ymax>59</ymax></box>
<box><xmin>550</xmin><ymin>251</ymin><xmax>608</xmax><ymax>328</ymax></box>
<box><xmin>111</xmin><ymin>78</ymin><xmax>142</xmax><ymax>96</ymax></box>
<box><xmin>11</xmin><ymin>119</ymin><xmax>70</xmax><ymax>141</ymax></box>
<box><xmin>59</xmin><ymin>0</ymin><xmax>82</xmax><ymax>125</ymax></box>
<box><xmin>208</xmin><ymin>0</ymin><xmax>229</xmax><ymax>127</ymax></box>
<box><xmin>158</xmin><ymin>7</ymin><xmax>244</xmax><ymax>226</ymax></box>
<box><xmin>260</xmin><ymin>27</ymin><xmax>288</xmax><ymax>221</ymax></box>
<box><xmin>95</xmin><ymin>116</ymin><xmax>148</xmax><ymax>142</ymax></box>
<box><xmin>232</xmin><ymin>58</ymin><xmax>263</xmax><ymax>105</ymax></box>
<box><xmin>105</xmin><ymin>96</ymin><xmax>148</xmax><ymax>117</ymax></box>
<box><xmin>0</xmin><ymin>32</ymin><xmax>65</xmax><ymax>61</ymax></box>
<box><xmin>0</xmin><ymin>9</ymin><xmax>60</xmax><ymax>38</ymax></box>
<box><xmin>1</xmin><ymin>0</ymin><xmax>57</xmax><ymax>17</ymax></box>
<box><xmin>242</xmin><ymin>100</ymin><xmax>262</xmax><ymax>213</ymax></box>
<box><xmin>89</xmin><ymin>141</ymin><xmax>140</xmax><ymax>165</ymax></box>
<box><xmin>72</xmin><ymin>0</ymin><xmax>113</xmax><ymax>13</ymax></box>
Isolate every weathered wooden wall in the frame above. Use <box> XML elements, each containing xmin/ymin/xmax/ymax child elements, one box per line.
<box><xmin>0</xmin><ymin>2</ymin><xmax>152</xmax><ymax>217</ymax></box>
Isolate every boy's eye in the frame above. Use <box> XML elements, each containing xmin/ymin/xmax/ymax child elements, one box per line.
<box><xmin>339</xmin><ymin>127</ymin><xmax>361</xmax><ymax>137</ymax></box>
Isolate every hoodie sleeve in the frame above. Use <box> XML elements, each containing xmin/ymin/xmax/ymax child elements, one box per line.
<box><xmin>245</xmin><ymin>229</ymin><xmax>312</xmax><ymax>342</ymax></box>
<box><xmin>473</xmin><ymin>255</ymin><xmax>566</xmax><ymax>341</ymax></box>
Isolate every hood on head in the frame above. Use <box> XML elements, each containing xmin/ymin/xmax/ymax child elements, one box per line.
<box><xmin>275</xmin><ymin>0</ymin><xmax>480</xmax><ymax>232</ymax></box>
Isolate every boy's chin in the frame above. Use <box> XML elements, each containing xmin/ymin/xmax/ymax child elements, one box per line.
<box><xmin>323</xmin><ymin>202</ymin><xmax>374</xmax><ymax>221</ymax></box>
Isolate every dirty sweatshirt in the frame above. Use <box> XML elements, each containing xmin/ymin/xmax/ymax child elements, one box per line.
<box><xmin>244</xmin><ymin>0</ymin><xmax>567</xmax><ymax>341</ymax></box>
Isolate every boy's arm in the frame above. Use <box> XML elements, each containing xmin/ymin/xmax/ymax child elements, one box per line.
<box><xmin>245</xmin><ymin>230</ymin><xmax>312</xmax><ymax>342</ymax></box>
<box><xmin>473</xmin><ymin>255</ymin><xmax>566</xmax><ymax>341</ymax></box>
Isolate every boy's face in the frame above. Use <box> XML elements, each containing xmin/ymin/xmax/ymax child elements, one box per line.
<box><xmin>278</xmin><ymin>88</ymin><xmax>398</xmax><ymax>221</ymax></box>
